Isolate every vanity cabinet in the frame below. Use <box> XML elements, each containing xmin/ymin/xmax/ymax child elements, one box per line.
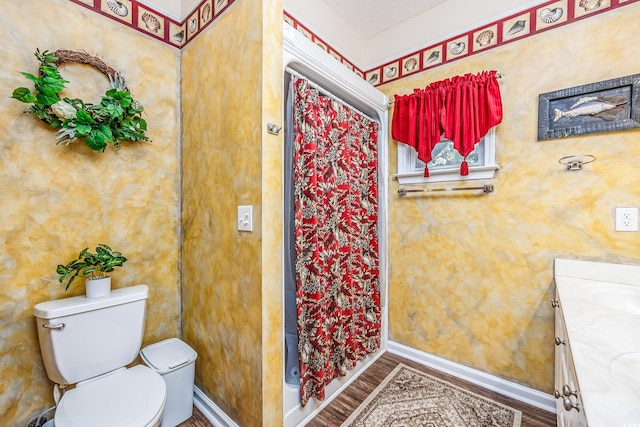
<box><xmin>554</xmin><ymin>258</ymin><xmax>640</xmax><ymax>426</ymax></box>
<box><xmin>553</xmin><ymin>293</ymin><xmax>588</xmax><ymax>427</ymax></box>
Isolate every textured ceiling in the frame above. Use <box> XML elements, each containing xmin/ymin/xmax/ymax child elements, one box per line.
<box><xmin>144</xmin><ymin>0</ymin><xmax>454</xmax><ymax>37</ymax></box>
<box><xmin>143</xmin><ymin>0</ymin><xmax>530</xmax><ymax>42</ymax></box>
<box><xmin>321</xmin><ymin>0</ymin><xmax>446</xmax><ymax>38</ymax></box>
<box><xmin>141</xmin><ymin>0</ymin><xmax>541</xmax><ymax>66</ymax></box>
<box><xmin>146</xmin><ymin>0</ymin><xmax>449</xmax><ymax>27</ymax></box>
<box><xmin>137</xmin><ymin>0</ymin><xmax>200</xmax><ymax>21</ymax></box>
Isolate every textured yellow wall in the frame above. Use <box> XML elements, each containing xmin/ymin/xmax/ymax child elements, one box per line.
<box><xmin>0</xmin><ymin>1</ymin><xmax>181</xmax><ymax>425</ymax></box>
<box><xmin>260</xmin><ymin>0</ymin><xmax>285</xmax><ymax>425</ymax></box>
<box><xmin>180</xmin><ymin>0</ymin><xmax>267</xmax><ymax>425</ymax></box>
<box><xmin>382</xmin><ymin>3</ymin><xmax>640</xmax><ymax>393</ymax></box>
<box><xmin>8</xmin><ymin>2</ymin><xmax>636</xmax><ymax>427</ymax></box>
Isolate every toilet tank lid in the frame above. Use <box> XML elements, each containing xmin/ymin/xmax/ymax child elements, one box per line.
<box><xmin>33</xmin><ymin>285</ymin><xmax>149</xmax><ymax>319</ymax></box>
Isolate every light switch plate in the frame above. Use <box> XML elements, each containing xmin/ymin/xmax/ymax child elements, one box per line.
<box><xmin>237</xmin><ymin>205</ymin><xmax>253</xmax><ymax>232</ymax></box>
<box><xmin>615</xmin><ymin>207</ymin><xmax>638</xmax><ymax>232</ymax></box>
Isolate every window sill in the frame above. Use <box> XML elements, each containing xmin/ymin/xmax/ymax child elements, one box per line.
<box><xmin>394</xmin><ymin>164</ymin><xmax>499</xmax><ymax>185</ymax></box>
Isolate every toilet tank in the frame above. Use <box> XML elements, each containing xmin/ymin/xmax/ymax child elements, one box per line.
<box><xmin>33</xmin><ymin>285</ymin><xmax>149</xmax><ymax>385</ymax></box>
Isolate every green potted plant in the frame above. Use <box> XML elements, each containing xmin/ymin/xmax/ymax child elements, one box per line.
<box><xmin>56</xmin><ymin>244</ymin><xmax>127</xmax><ymax>298</ymax></box>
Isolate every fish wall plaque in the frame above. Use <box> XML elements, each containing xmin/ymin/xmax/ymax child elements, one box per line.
<box><xmin>538</xmin><ymin>73</ymin><xmax>640</xmax><ymax>140</ymax></box>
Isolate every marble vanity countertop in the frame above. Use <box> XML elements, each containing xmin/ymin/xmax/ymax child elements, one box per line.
<box><xmin>555</xmin><ymin>259</ymin><xmax>640</xmax><ymax>427</ymax></box>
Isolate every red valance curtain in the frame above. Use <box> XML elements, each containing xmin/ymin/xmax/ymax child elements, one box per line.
<box><xmin>391</xmin><ymin>70</ymin><xmax>503</xmax><ymax>176</ymax></box>
<box><xmin>292</xmin><ymin>78</ymin><xmax>381</xmax><ymax>406</ymax></box>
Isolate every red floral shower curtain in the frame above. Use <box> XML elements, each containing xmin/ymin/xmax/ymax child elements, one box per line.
<box><xmin>292</xmin><ymin>77</ymin><xmax>381</xmax><ymax>406</ymax></box>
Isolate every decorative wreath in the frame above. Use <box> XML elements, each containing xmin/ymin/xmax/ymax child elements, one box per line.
<box><xmin>11</xmin><ymin>49</ymin><xmax>149</xmax><ymax>152</ymax></box>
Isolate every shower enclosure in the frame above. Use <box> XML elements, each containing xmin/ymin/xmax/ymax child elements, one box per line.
<box><xmin>282</xmin><ymin>23</ymin><xmax>389</xmax><ymax>427</ymax></box>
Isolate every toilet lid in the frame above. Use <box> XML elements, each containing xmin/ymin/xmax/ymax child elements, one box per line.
<box><xmin>55</xmin><ymin>365</ymin><xmax>166</xmax><ymax>427</ymax></box>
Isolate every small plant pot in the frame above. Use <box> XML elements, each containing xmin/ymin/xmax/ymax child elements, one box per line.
<box><xmin>85</xmin><ymin>277</ymin><xmax>111</xmax><ymax>298</ymax></box>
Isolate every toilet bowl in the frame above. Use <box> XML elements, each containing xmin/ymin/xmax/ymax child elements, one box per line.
<box><xmin>54</xmin><ymin>366</ymin><xmax>166</xmax><ymax>427</ymax></box>
<box><xmin>33</xmin><ymin>285</ymin><xmax>167</xmax><ymax>427</ymax></box>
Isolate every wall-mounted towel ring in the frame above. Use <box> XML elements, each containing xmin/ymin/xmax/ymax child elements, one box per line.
<box><xmin>558</xmin><ymin>154</ymin><xmax>596</xmax><ymax>171</ymax></box>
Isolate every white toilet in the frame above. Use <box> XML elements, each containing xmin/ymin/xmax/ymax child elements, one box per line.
<box><xmin>33</xmin><ymin>285</ymin><xmax>167</xmax><ymax>427</ymax></box>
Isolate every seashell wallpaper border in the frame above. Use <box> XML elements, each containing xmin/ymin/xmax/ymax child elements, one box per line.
<box><xmin>69</xmin><ymin>0</ymin><xmax>636</xmax><ymax>81</ymax></box>
<box><xmin>286</xmin><ymin>0</ymin><xmax>638</xmax><ymax>87</ymax></box>
<box><xmin>69</xmin><ymin>0</ymin><xmax>236</xmax><ymax>48</ymax></box>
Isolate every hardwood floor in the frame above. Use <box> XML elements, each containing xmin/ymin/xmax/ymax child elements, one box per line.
<box><xmin>178</xmin><ymin>352</ymin><xmax>556</xmax><ymax>426</ymax></box>
<box><xmin>178</xmin><ymin>407</ymin><xmax>213</xmax><ymax>427</ymax></box>
<box><xmin>306</xmin><ymin>352</ymin><xmax>557</xmax><ymax>427</ymax></box>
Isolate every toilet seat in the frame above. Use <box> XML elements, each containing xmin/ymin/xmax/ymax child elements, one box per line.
<box><xmin>54</xmin><ymin>365</ymin><xmax>166</xmax><ymax>427</ymax></box>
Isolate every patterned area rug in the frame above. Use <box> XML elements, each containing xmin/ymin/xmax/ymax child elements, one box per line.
<box><xmin>341</xmin><ymin>364</ymin><xmax>522</xmax><ymax>427</ymax></box>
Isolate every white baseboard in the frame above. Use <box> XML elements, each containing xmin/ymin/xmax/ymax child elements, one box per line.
<box><xmin>387</xmin><ymin>341</ymin><xmax>556</xmax><ymax>414</ymax></box>
<box><xmin>193</xmin><ymin>386</ymin><xmax>239</xmax><ymax>427</ymax></box>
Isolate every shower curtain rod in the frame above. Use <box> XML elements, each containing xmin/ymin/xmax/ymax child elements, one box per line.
<box><xmin>398</xmin><ymin>184</ymin><xmax>494</xmax><ymax>196</ymax></box>
<box><xmin>285</xmin><ymin>66</ymin><xmax>378</xmax><ymax>123</ymax></box>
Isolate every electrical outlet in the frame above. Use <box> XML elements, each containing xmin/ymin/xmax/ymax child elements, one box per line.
<box><xmin>615</xmin><ymin>207</ymin><xmax>638</xmax><ymax>232</ymax></box>
<box><xmin>237</xmin><ymin>205</ymin><xmax>253</xmax><ymax>232</ymax></box>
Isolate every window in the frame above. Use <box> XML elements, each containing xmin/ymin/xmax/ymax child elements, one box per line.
<box><xmin>394</xmin><ymin>128</ymin><xmax>499</xmax><ymax>185</ymax></box>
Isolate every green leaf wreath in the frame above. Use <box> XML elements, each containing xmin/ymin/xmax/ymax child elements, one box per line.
<box><xmin>11</xmin><ymin>49</ymin><xmax>149</xmax><ymax>152</ymax></box>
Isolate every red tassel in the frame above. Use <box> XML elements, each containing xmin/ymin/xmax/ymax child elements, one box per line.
<box><xmin>460</xmin><ymin>160</ymin><xmax>469</xmax><ymax>176</ymax></box>
<box><xmin>423</xmin><ymin>167</ymin><xmax>430</xmax><ymax>177</ymax></box>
